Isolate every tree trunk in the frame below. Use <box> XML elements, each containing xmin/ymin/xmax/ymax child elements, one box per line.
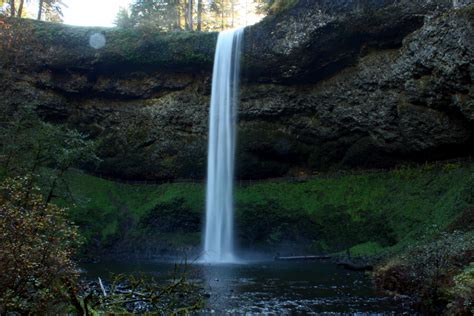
<box><xmin>16</xmin><ymin>0</ymin><xmax>23</xmax><ymax>17</ymax></box>
<box><xmin>45</xmin><ymin>167</ymin><xmax>67</xmax><ymax>205</ymax></box>
<box><xmin>197</xmin><ymin>0</ymin><xmax>202</xmax><ymax>31</ymax></box>
<box><xmin>188</xmin><ymin>0</ymin><xmax>193</xmax><ymax>30</ymax></box>
<box><xmin>9</xmin><ymin>0</ymin><xmax>15</xmax><ymax>17</ymax></box>
<box><xmin>37</xmin><ymin>0</ymin><xmax>44</xmax><ymax>20</ymax></box>
<box><xmin>231</xmin><ymin>0</ymin><xmax>234</xmax><ymax>28</ymax></box>
<box><xmin>184</xmin><ymin>0</ymin><xmax>188</xmax><ymax>30</ymax></box>
<box><xmin>221</xmin><ymin>0</ymin><xmax>225</xmax><ymax>30</ymax></box>
<box><xmin>173</xmin><ymin>0</ymin><xmax>179</xmax><ymax>30</ymax></box>
<box><xmin>174</xmin><ymin>0</ymin><xmax>181</xmax><ymax>30</ymax></box>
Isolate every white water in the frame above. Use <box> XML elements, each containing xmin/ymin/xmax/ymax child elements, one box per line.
<box><xmin>203</xmin><ymin>28</ymin><xmax>244</xmax><ymax>263</ymax></box>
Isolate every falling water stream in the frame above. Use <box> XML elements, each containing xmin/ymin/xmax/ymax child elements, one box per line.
<box><xmin>203</xmin><ymin>28</ymin><xmax>244</xmax><ymax>263</ymax></box>
<box><xmin>81</xmin><ymin>26</ymin><xmax>415</xmax><ymax>316</ymax></box>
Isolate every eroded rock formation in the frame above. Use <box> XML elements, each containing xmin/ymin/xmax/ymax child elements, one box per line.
<box><xmin>1</xmin><ymin>0</ymin><xmax>473</xmax><ymax>180</ymax></box>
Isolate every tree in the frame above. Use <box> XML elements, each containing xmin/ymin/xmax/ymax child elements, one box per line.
<box><xmin>115</xmin><ymin>7</ymin><xmax>135</xmax><ymax>28</ymax></box>
<box><xmin>255</xmin><ymin>0</ymin><xmax>297</xmax><ymax>15</ymax></box>
<box><xmin>231</xmin><ymin>0</ymin><xmax>235</xmax><ymax>27</ymax></box>
<box><xmin>0</xmin><ymin>0</ymin><xmax>6</xmax><ymax>15</ymax></box>
<box><xmin>37</xmin><ymin>0</ymin><xmax>44</xmax><ymax>19</ymax></box>
<box><xmin>185</xmin><ymin>0</ymin><xmax>193</xmax><ymax>30</ymax></box>
<box><xmin>0</xmin><ymin>104</ymin><xmax>100</xmax><ymax>312</ymax></box>
<box><xmin>0</xmin><ymin>0</ymin><xmax>64</xmax><ymax>20</ymax></box>
<box><xmin>208</xmin><ymin>0</ymin><xmax>226</xmax><ymax>30</ymax></box>
<box><xmin>0</xmin><ymin>105</ymin><xmax>100</xmax><ymax>202</ymax></box>
<box><xmin>37</xmin><ymin>0</ymin><xmax>65</xmax><ymax>22</ymax></box>
<box><xmin>197</xmin><ymin>0</ymin><xmax>203</xmax><ymax>31</ymax></box>
<box><xmin>9</xmin><ymin>0</ymin><xmax>29</xmax><ymax>18</ymax></box>
<box><xmin>16</xmin><ymin>0</ymin><xmax>23</xmax><ymax>17</ymax></box>
<box><xmin>115</xmin><ymin>0</ymin><xmax>271</xmax><ymax>32</ymax></box>
<box><xmin>9</xmin><ymin>0</ymin><xmax>15</xmax><ymax>17</ymax></box>
<box><xmin>127</xmin><ymin>0</ymin><xmax>181</xmax><ymax>31</ymax></box>
<box><xmin>0</xmin><ymin>176</ymin><xmax>81</xmax><ymax>314</ymax></box>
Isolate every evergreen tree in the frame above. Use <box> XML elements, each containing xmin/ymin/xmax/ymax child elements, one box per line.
<box><xmin>125</xmin><ymin>0</ymin><xmax>181</xmax><ymax>31</ymax></box>
<box><xmin>115</xmin><ymin>7</ymin><xmax>135</xmax><ymax>28</ymax></box>
<box><xmin>115</xmin><ymin>0</ymin><xmax>275</xmax><ymax>32</ymax></box>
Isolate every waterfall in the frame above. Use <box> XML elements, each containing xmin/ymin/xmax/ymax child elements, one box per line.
<box><xmin>203</xmin><ymin>28</ymin><xmax>244</xmax><ymax>263</ymax></box>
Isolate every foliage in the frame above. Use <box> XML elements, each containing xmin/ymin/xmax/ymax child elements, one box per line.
<box><xmin>447</xmin><ymin>263</ymin><xmax>474</xmax><ymax>315</ymax></box>
<box><xmin>373</xmin><ymin>231</ymin><xmax>474</xmax><ymax>314</ymax></box>
<box><xmin>237</xmin><ymin>199</ymin><xmax>315</xmax><ymax>248</ymax></box>
<box><xmin>115</xmin><ymin>0</ymin><xmax>267</xmax><ymax>31</ymax></box>
<box><xmin>0</xmin><ymin>176</ymin><xmax>80</xmax><ymax>314</ymax></box>
<box><xmin>59</xmin><ymin>170</ymin><xmax>203</xmax><ymax>256</ymax></box>
<box><xmin>0</xmin><ymin>0</ymin><xmax>64</xmax><ymax>21</ymax></box>
<box><xmin>0</xmin><ymin>107</ymin><xmax>204</xmax><ymax>313</ymax></box>
<box><xmin>0</xmin><ymin>16</ymin><xmax>35</xmax><ymax>65</ymax></box>
<box><xmin>63</xmin><ymin>161</ymin><xmax>474</xmax><ymax>258</ymax></box>
<box><xmin>0</xmin><ymin>105</ymin><xmax>100</xmax><ymax>203</ymax></box>
<box><xmin>115</xmin><ymin>7</ymin><xmax>135</xmax><ymax>28</ymax></box>
<box><xmin>448</xmin><ymin>206</ymin><xmax>474</xmax><ymax>232</ymax></box>
<box><xmin>255</xmin><ymin>0</ymin><xmax>298</xmax><ymax>15</ymax></box>
<box><xmin>37</xmin><ymin>0</ymin><xmax>65</xmax><ymax>22</ymax></box>
<box><xmin>140</xmin><ymin>198</ymin><xmax>201</xmax><ymax>233</ymax></box>
<box><xmin>235</xmin><ymin>162</ymin><xmax>473</xmax><ymax>252</ymax></box>
<box><xmin>349</xmin><ymin>241</ymin><xmax>385</xmax><ymax>257</ymax></box>
<box><xmin>125</xmin><ymin>0</ymin><xmax>181</xmax><ymax>31</ymax></box>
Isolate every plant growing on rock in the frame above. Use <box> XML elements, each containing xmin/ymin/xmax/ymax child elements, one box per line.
<box><xmin>255</xmin><ymin>0</ymin><xmax>298</xmax><ymax>14</ymax></box>
<box><xmin>374</xmin><ymin>231</ymin><xmax>474</xmax><ymax>314</ymax></box>
<box><xmin>447</xmin><ymin>263</ymin><xmax>474</xmax><ymax>315</ymax></box>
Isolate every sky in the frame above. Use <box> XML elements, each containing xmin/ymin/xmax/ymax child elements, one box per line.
<box><xmin>15</xmin><ymin>0</ymin><xmax>262</xmax><ymax>28</ymax></box>
<box><xmin>17</xmin><ymin>0</ymin><xmax>132</xmax><ymax>27</ymax></box>
<box><xmin>60</xmin><ymin>0</ymin><xmax>262</xmax><ymax>28</ymax></box>
<box><xmin>62</xmin><ymin>0</ymin><xmax>132</xmax><ymax>27</ymax></box>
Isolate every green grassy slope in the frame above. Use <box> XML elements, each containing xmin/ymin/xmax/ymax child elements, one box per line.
<box><xmin>61</xmin><ymin>161</ymin><xmax>474</xmax><ymax>257</ymax></box>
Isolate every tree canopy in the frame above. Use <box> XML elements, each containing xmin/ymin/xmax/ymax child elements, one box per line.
<box><xmin>115</xmin><ymin>0</ymin><xmax>298</xmax><ymax>31</ymax></box>
<box><xmin>0</xmin><ymin>0</ymin><xmax>64</xmax><ymax>21</ymax></box>
<box><xmin>0</xmin><ymin>0</ymin><xmax>298</xmax><ymax>30</ymax></box>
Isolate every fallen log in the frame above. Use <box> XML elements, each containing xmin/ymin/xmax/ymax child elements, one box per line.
<box><xmin>274</xmin><ymin>255</ymin><xmax>331</xmax><ymax>261</ymax></box>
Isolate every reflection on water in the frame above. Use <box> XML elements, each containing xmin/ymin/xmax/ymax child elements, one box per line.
<box><xmin>82</xmin><ymin>260</ymin><xmax>413</xmax><ymax>315</ymax></box>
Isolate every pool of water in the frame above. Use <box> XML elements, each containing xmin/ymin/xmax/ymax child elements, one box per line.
<box><xmin>82</xmin><ymin>260</ymin><xmax>413</xmax><ymax>315</ymax></box>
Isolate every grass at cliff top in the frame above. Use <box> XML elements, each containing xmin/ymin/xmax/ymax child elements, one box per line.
<box><xmin>62</xmin><ymin>161</ymin><xmax>474</xmax><ymax>257</ymax></box>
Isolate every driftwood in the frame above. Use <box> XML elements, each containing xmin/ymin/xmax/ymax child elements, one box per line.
<box><xmin>274</xmin><ymin>255</ymin><xmax>332</xmax><ymax>261</ymax></box>
<box><xmin>98</xmin><ymin>277</ymin><xmax>108</xmax><ymax>297</ymax></box>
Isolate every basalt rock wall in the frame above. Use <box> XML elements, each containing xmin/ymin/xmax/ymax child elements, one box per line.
<box><xmin>0</xmin><ymin>0</ymin><xmax>473</xmax><ymax>180</ymax></box>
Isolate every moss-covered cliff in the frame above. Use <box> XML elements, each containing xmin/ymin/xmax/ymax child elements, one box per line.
<box><xmin>1</xmin><ymin>1</ymin><xmax>473</xmax><ymax>180</ymax></box>
<box><xmin>62</xmin><ymin>160</ymin><xmax>474</xmax><ymax>258</ymax></box>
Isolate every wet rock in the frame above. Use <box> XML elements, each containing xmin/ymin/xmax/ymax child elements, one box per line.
<box><xmin>337</xmin><ymin>261</ymin><xmax>374</xmax><ymax>271</ymax></box>
<box><xmin>0</xmin><ymin>1</ymin><xmax>473</xmax><ymax>180</ymax></box>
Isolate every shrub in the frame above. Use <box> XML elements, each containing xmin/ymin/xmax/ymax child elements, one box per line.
<box><xmin>447</xmin><ymin>263</ymin><xmax>474</xmax><ymax>315</ymax></box>
<box><xmin>0</xmin><ymin>176</ymin><xmax>81</xmax><ymax>314</ymax></box>
<box><xmin>237</xmin><ymin>199</ymin><xmax>316</xmax><ymax>248</ymax></box>
<box><xmin>80</xmin><ymin>269</ymin><xmax>204</xmax><ymax>314</ymax></box>
<box><xmin>140</xmin><ymin>198</ymin><xmax>201</xmax><ymax>233</ymax></box>
<box><xmin>374</xmin><ymin>231</ymin><xmax>474</xmax><ymax>314</ymax></box>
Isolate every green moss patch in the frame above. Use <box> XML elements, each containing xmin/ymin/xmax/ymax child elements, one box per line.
<box><xmin>61</xmin><ymin>161</ymin><xmax>474</xmax><ymax>257</ymax></box>
<box><xmin>349</xmin><ymin>242</ymin><xmax>385</xmax><ymax>257</ymax></box>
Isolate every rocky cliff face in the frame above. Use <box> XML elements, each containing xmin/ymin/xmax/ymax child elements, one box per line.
<box><xmin>1</xmin><ymin>0</ymin><xmax>473</xmax><ymax>180</ymax></box>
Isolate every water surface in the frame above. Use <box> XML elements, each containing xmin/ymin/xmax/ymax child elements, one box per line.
<box><xmin>83</xmin><ymin>260</ymin><xmax>413</xmax><ymax>315</ymax></box>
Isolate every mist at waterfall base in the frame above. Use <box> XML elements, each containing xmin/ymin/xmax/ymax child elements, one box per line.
<box><xmin>83</xmin><ymin>261</ymin><xmax>413</xmax><ymax>314</ymax></box>
<box><xmin>202</xmin><ymin>28</ymin><xmax>244</xmax><ymax>264</ymax></box>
